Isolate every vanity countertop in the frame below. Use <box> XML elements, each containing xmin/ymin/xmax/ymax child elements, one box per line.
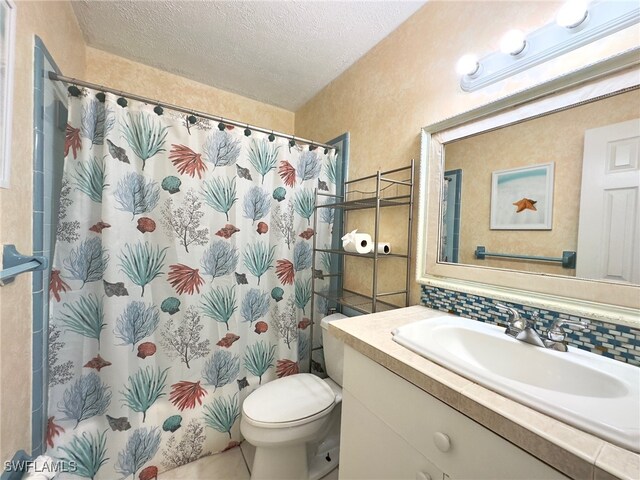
<box><xmin>328</xmin><ymin>305</ymin><xmax>640</xmax><ymax>480</ymax></box>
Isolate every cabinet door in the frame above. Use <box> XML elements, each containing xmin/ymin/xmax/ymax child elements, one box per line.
<box><xmin>343</xmin><ymin>347</ymin><xmax>569</xmax><ymax>480</ymax></box>
<box><xmin>340</xmin><ymin>389</ymin><xmax>444</xmax><ymax>480</ymax></box>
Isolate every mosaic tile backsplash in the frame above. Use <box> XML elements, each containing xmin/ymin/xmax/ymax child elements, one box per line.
<box><xmin>420</xmin><ymin>285</ymin><xmax>640</xmax><ymax>367</ymax></box>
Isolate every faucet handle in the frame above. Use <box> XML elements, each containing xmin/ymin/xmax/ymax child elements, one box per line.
<box><xmin>547</xmin><ymin>318</ymin><xmax>589</xmax><ymax>342</ymax></box>
<box><xmin>495</xmin><ymin>303</ymin><xmax>523</xmax><ymax>326</ymax></box>
<box><xmin>495</xmin><ymin>303</ymin><xmax>519</xmax><ymax>319</ymax></box>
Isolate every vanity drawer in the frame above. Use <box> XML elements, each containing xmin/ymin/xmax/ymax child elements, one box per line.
<box><xmin>340</xmin><ymin>389</ymin><xmax>444</xmax><ymax>480</ymax></box>
<box><xmin>342</xmin><ymin>346</ymin><xmax>568</xmax><ymax>479</ymax></box>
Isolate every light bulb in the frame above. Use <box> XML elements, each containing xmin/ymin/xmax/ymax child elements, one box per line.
<box><xmin>456</xmin><ymin>54</ymin><xmax>480</xmax><ymax>76</ymax></box>
<box><xmin>500</xmin><ymin>29</ymin><xmax>527</xmax><ymax>56</ymax></box>
<box><xmin>556</xmin><ymin>0</ymin><xmax>589</xmax><ymax>28</ymax></box>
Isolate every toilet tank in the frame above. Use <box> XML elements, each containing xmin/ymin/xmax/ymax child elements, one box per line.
<box><xmin>320</xmin><ymin>313</ymin><xmax>347</xmax><ymax>386</ymax></box>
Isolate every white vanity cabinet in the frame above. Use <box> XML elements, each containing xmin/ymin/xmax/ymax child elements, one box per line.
<box><xmin>339</xmin><ymin>346</ymin><xmax>569</xmax><ymax>480</ymax></box>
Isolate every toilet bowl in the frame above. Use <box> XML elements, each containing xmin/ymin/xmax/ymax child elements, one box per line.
<box><xmin>240</xmin><ymin>313</ymin><xmax>346</xmax><ymax>480</ymax></box>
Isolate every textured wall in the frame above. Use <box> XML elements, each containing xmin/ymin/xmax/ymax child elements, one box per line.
<box><xmin>294</xmin><ymin>1</ymin><xmax>563</xmax><ymax>305</ymax></box>
<box><xmin>445</xmin><ymin>89</ymin><xmax>640</xmax><ymax>275</ymax></box>
<box><xmin>84</xmin><ymin>47</ymin><xmax>295</xmax><ymax>135</ymax></box>
<box><xmin>294</xmin><ymin>0</ymin><xmax>639</xmax><ymax>306</ymax></box>
<box><xmin>0</xmin><ymin>1</ymin><xmax>86</xmax><ymax>464</ymax></box>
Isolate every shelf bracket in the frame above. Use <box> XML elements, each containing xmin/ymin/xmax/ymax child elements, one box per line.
<box><xmin>0</xmin><ymin>245</ymin><xmax>48</xmax><ymax>287</ymax></box>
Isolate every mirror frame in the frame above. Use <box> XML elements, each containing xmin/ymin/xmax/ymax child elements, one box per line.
<box><xmin>417</xmin><ymin>50</ymin><xmax>640</xmax><ymax>327</ymax></box>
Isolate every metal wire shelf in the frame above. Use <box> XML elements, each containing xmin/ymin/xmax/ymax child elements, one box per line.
<box><xmin>311</xmin><ymin>160</ymin><xmax>415</xmax><ymax>318</ymax></box>
<box><xmin>317</xmin><ymin>195</ymin><xmax>412</xmax><ymax>211</ymax></box>
<box><xmin>313</xmin><ymin>289</ymin><xmax>401</xmax><ymax>315</ymax></box>
<box><xmin>314</xmin><ymin>248</ymin><xmax>408</xmax><ymax>259</ymax></box>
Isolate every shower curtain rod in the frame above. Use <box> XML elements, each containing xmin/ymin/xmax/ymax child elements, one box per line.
<box><xmin>48</xmin><ymin>71</ymin><xmax>336</xmax><ymax>150</ymax></box>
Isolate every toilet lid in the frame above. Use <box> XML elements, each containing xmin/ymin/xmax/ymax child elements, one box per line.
<box><xmin>242</xmin><ymin>374</ymin><xmax>335</xmax><ymax>424</ymax></box>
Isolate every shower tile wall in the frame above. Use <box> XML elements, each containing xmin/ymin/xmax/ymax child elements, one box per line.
<box><xmin>421</xmin><ymin>284</ymin><xmax>640</xmax><ymax>366</ymax></box>
<box><xmin>32</xmin><ymin>37</ymin><xmax>66</xmax><ymax>455</ymax></box>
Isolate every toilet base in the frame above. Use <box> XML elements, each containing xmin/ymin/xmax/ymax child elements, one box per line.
<box><xmin>251</xmin><ymin>443</ymin><xmax>308</xmax><ymax>480</ymax></box>
<box><xmin>308</xmin><ymin>443</ymin><xmax>339</xmax><ymax>480</ymax></box>
<box><xmin>307</xmin><ymin>405</ymin><xmax>341</xmax><ymax>480</ymax></box>
<box><xmin>246</xmin><ymin>441</ymin><xmax>339</xmax><ymax>480</ymax></box>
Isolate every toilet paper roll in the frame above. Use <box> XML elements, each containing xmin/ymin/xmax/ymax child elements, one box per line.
<box><xmin>376</xmin><ymin>243</ymin><xmax>391</xmax><ymax>255</ymax></box>
<box><xmin>343</xmin><ymin>233</ymin><xmax>373</xmax><ymax>254</ymax></box>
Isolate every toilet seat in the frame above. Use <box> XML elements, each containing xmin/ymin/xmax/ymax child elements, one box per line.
<box><xmin>242</xmin><ymin>374</ymin><xmax>336</xmax><ymax>429</ymax></box>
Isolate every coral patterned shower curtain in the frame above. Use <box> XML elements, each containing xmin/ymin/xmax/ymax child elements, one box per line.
<box><xmin>46</xmin><ymin>88</ymin><xmax>337</xmax><ymax>478</ymax></box>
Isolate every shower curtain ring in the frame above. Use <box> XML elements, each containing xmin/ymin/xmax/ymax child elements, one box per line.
<box><xmin>218</xmin><ymin>118</ymin><xmax>226</xmax><ymax>131</ymax></box>
<box><xmin>244</xmin><ymin>125</ymin><xmax>252</xmax><ymax>137</ymax></box>
<box><xmin>68</xmin><ymin>84</ymin><xmax>81</xmax><ymax>97</ymax></box>
<box><xmin>268</xmin><ymin>131</ymin><xmax>276</xmax><ymax>142</ymax></box>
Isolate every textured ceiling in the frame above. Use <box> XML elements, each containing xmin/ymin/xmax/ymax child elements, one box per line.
<box><xmin>72</xmin><ymin>1</ymin><xmax>426</xmax><ymax>111</ymax></box>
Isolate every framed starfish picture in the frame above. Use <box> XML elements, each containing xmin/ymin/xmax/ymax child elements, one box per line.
<box><xmin>490</xmin><ymin>162</ymin><xmax>554</xmax><ymax>230</ymax></box>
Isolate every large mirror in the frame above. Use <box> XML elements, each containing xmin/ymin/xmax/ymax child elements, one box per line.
<box><xmin>417</xmin><ymin>52</ymin><xmax>640</xmax><ymax>326</ymax></box>
<box><xmin>441</xmin><ymin>87</ymin><xmax>639</xmax><ymax>282</ymax></box>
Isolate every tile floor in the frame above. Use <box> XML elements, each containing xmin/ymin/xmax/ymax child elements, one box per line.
<box><xmin>158</xmin><ymin>445</ymin><xmax>340</xmax><ymax>480</ymax></box>
<box><xmin>158</xmin><ymin>447</ymin><xmax>249</xmax><ymax>480</ymax></box>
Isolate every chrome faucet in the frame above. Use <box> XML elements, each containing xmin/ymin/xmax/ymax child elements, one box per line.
<box><xmin>495</xmin><ymin>303</ymin><xmax>589</xmax><ymax>351</ymax></box>
<box><xmin>543</xmin><ymin>318</ymin><xmax>590</xmax><ymax>352</ymax></box>
<box><xmin>496</xmin><ymin>304</ymin><xmax>544</xmax><ymax>346</ymax></box>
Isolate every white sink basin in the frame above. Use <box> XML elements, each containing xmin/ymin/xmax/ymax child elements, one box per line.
<box><xmin>392</xmin><ymin>316</ymin><xmax>640</xmax><ymax>452</ymax></box>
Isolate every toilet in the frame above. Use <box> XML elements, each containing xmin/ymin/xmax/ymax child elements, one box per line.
<box><xmin>240</xmin><ymin>313</ymin><xmax>345</xmax><ymax>480</ymax></box>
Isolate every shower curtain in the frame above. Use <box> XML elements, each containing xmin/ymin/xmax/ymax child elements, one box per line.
<box><xmin>46</xmin><ymin>88</ymin><xmax>336</xmax><ymax>478</ymax></box>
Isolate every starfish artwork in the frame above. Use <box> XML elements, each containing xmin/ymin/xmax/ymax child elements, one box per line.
<box><xmin>513</xmin><ymin>198</ymin><xmax>537</xmax><ymax>213</ymax></box>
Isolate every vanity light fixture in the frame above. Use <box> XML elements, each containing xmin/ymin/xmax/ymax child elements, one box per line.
<box><xmin>458</xmin><ymin>0</ymin><xmax>640</xmax><ymax>92</ymax></box>
<box><xmin>499</xmin><ymin>29</ymin><xmax>527</xmax><ymax>56</ymax></box>
<box><xmin>456</xmin><ymin>54</ymin><xmax>480</xmax><ymax>76</ymax></box>
<box><xmin>556</xmin><ymin>0</ymin><xmax>589</xmax><ymax>29</ymax></box>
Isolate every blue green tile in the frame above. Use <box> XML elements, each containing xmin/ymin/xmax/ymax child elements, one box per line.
<box><xmin>30</xmin><ymin>404</ymin><xmax>44</xmax><ymax>454</ymax></box>
<box><xmin>32</xmin><ymin>270</ymin><xmax>44</xmax><ymax>293</ymax></box>
<box><xmin>32</xmin><ymin>330</ymin><xmax>44</xmax><ymax>370</ymax></box>
<box><xmin>33</xmin><ymin>171</ymin><xmax>44</xmax><ymax>212</ymax></box>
